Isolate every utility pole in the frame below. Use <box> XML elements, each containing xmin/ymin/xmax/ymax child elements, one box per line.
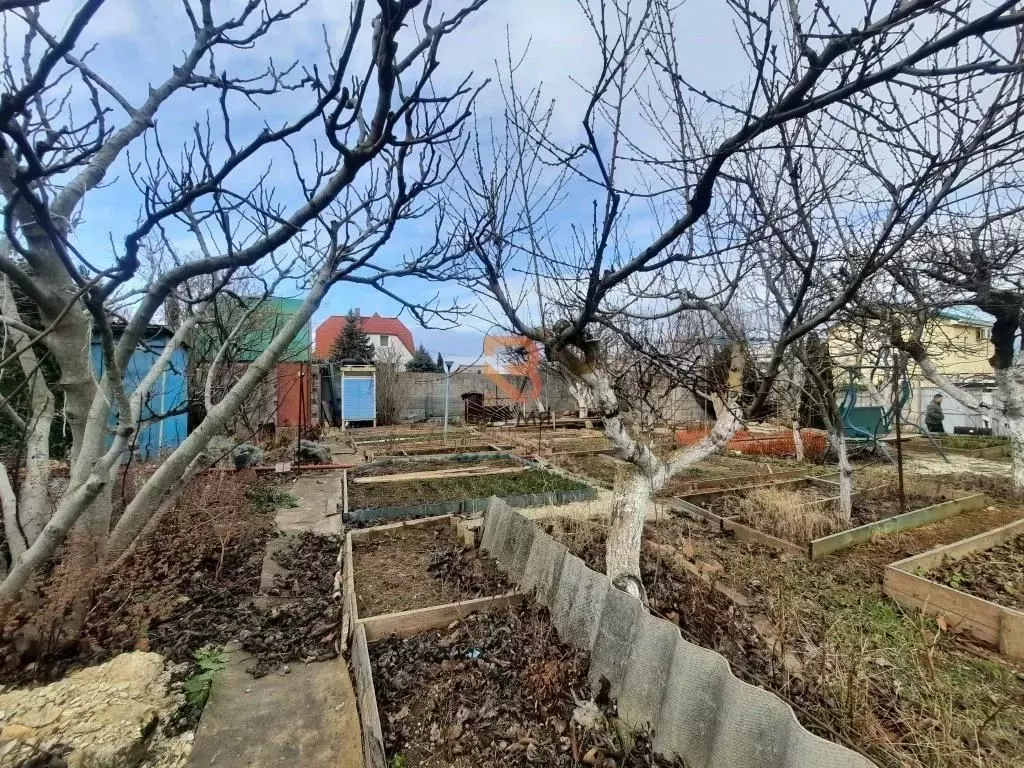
<box><xmin>443</xmin><ymin>361</ymin><xmax>453</xmax><ymax>442</ymax></box>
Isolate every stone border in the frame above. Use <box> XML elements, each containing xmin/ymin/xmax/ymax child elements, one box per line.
<box><xmin>883</xmin><ymin>516</ymin><xmax>1024</xmax><ymax>660</ymax></box>
<box><xmin>675</xmin><ymin>479</ymin><xmax>987</xmax><ymax>560</ymax></box>
<box><xmin>478</xmin><ymin>499</ymin><xmax>875</xmax><ymax>768</ymax></box>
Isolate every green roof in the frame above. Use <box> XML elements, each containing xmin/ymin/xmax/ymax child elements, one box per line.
<box><xmin>191</xmin><ymin>295</ymin><xmax>311</xmax><ymax>362</ymax></box>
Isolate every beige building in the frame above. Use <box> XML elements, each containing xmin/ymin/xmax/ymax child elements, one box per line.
<box><xmin>830</xmin><ymin>311</ymin><xmax>992</xmax><ymax>378</ymax></box>
<box><xmin>830</xmin><ymin>311</ymin><xmax>996</xmax><ymax>432</ymax></box>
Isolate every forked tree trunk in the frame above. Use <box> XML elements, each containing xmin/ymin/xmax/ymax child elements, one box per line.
<box><xmin>557</xmin><ymin>341</ymin><xmax>746</xmax><ymax>599</ymax></box>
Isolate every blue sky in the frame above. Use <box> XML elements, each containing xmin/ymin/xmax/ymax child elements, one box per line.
<box><xmin>28</xmin><ymin>0</ymin><xmax>903</xmax><ymax>364</ymax></box>
<box><xmin>24</xmin><ymin>0</ymin><xmax>753</xmax><ymax>364</ymax></box>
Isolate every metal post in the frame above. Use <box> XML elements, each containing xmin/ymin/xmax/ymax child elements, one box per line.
<box><xmin>296</xmin><ymin>369</ymin><xmax>304</xmax><ymax>464</ymax></box>
<box><xmin>443</xmin><ymin>361</ymin><xmax>453</xmax><ymax>442</ymax></box>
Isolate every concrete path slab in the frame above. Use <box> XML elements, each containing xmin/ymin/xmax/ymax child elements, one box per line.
<box><xmin>276</xmin><ymin>473</ymin><xmax>344</xmax><ymax>535</ymax></box>
<box><xmin>190</xmin><ymin>472</ymin><xmax>363</xmax><ymax>768</ymax></box>
<box><xmin>189</xmin><ymin>646</ymin><xmax>363</xmax><ymax>768</ymax></box>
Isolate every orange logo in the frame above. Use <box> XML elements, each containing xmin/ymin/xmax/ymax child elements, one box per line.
<box><xmin>482</xmin><ymin>335</ymin><xmax>542</xmax><ymax>404</ymax></box>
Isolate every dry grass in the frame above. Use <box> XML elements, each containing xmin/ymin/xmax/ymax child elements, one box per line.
<box><xmin>731</xmin><ymin>486</ymin><xmax>842</xmax><ymax>542</ymax></box>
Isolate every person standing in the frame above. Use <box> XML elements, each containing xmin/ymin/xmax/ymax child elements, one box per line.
<box><xmin>925</xmin><ymin>393</ymin><xmax>945</xmax><ymax>433</ymax></box>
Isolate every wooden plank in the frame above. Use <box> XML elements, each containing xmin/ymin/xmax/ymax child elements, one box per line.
<box><xmin>359</xmin><ymin>592</ymin><xmax>524</xmax><ymax>642</ymax></box>
<box><xmin>342</xmin><ymin>469</ymin><xmax>349</xmax><ymax>521</ymax></box>
<box><xmin>662</xmin><ymin>497</ymin><xmax>727</xmax><ymax>528</ymax></box>
<box><xmin>341</xmin><ymin>533</ymin><xmax>355</xmax><ymax>650</ymax></box>
<box><xmin>455</xmin><ymin>519</ymin><xmax>476</xmax><ymax>549</ymax></box>
<box><xmin>890</xmin><ymin>515</ymin><xmax>1024</xmax><ymax>574</ymax></box>
<box><xmin>809</xmin><ymin>494</ymin><xmax>987</xmax><ymax>560</ymax></box>
<box><xmin>347</xmin><ymin>514</ymin><xmax>453</xmax><ymax>542</ymax></box>
<box><xmin>644</xmin><ymin>541</ymin><xmax>751</xmax><ymax>606</ymax></box>
<box><xmin>352</xmin><ymin>465</ymin><xmax>526</xmax><ymax>484</ymax></box>
<box><xmin>351</xmin><ymin>624</ymin><xmax>387</xmax><ymax>768</ymax></box>
<box><xmin>999</xmin><ymin>610</ymin><xmax>1024</xmax><ymax>660</ymax></box>
<box><xmin>722</xmin><ymin>518</ymin><xmax>807</xmax><ymax>558</ymax></box>
<box><xmin>883</xmin><ymin>567</ymin><xmax>1001</xmax><ymax>645</ymax></box>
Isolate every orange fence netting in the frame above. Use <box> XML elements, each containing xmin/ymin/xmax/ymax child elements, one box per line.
<box><xmin>674</xmin><ymin>426</ymin><xmax>829</xmax><ymax>460</ymax></box>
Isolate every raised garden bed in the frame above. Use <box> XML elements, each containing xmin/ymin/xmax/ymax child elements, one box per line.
<box><xmin>884</xmin><ymin>517</ymin><xmax>1024</xmax><ymax>660</ymax></box>
<box><xmin>361</xmin><ymin>440</ymin><xmax>511</xmax><ymax>458</ymax></box>
<box><xmin>359</xmin><ymin>605</ymin><xmax>680</xmax><ymax>768</ymax></box>
<box><xmin>546</xmin><ymin>452</ymin><xmax>620</xmax><ymax>488</ymax></box>
<box><xmin>676</xmin><ymin>477</ymin><xmax>987</xmax><ymax>559</ymax></box>
<box><xmin>542</xmin><ymin>437</ymin><xmax>615</xmax><ymax>454</ymax></box>
<box><xmin>343</xmin><ymin>516</ymin><xmax>520</xmax><ymax>643</ymax></box>
<box><xmin>656</xmin><ymin>463</ymin><xmax>812</xmax><ymax>498</ymax></box>
<box><xmin>344</xmin><ymin>455</ymin><xmax>597</xmax><ymax>523</ymax></box>
<box><xmin>904</xmin><ymin>435</ymin><xmax>1011</xmax><ymax>459</ymax></box>
<box><xmin>353</xmin><ymin>430</ymin><xmax>477</xmax><ymax>446</ymax></box>
<box><xmin>348</xmin><ymin>504</ymin><xmax>869</xmax><ymax>768</ymax></box>
<box><xmin>544</xmin><ymin>507</ymin><xmax>1024</xmax><ymax>768</ymax></box>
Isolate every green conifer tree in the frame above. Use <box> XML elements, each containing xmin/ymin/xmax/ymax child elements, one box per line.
<box><xmin>329</xmin><ymin>310</ymin><xmax>375</xmax><ymax>362</ymax></box>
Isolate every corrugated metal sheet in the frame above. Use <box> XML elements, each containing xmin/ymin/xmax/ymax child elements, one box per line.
<box><xmin>91</xmin><ymin>330</ymin><xmax>188</xmax><ymax>459</ymax></box>
<box><xmin>481</xmin><ymin>500</ymin><xmax>876</xmax><ymax>768</ymax></box>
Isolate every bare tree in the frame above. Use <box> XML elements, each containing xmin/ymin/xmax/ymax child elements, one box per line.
<box><xmin>0</xmin><ymin>0</ymin><xmax>491</xmax><ymax>610</ymax></box>
<box><xmin>879</xmin><ymin>186</ymin><xmax>1024</xmax><ymax>489</ymax></box>
<box><xmin>449</xmin><ymin>0</ymin><xmax>1024</xmax><ymax>595</ymax></box>
<box><xmin>375</xmin><ymin>346</ymin><xmax>410</xmax><ymax>426</ymax></box>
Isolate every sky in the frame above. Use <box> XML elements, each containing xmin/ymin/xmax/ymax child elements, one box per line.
<box><xmin>17</xmin><ymin>0</ymin><xmax>756</xmax><ymax>365</ymax></box>
<box><xmin>13</xmin><ymin>1</ymin><xmax>1009</xmax><ymax>366</ymax></box>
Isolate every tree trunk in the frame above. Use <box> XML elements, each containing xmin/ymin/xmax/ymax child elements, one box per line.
<box><xmin>606</xmin><ymin>469</ymin><xmax>651</xmax><ymax>599</ymax></box>
<box><xmin>792</xmin><ymin>421</ymin><xmax>805</xmax><ymax>462</ymax></box>
<box><xmin>834</xmin><ymin>426</ymin><xmax>853</xmax><ymax>525</ymax></box>
<box><xmin>0</xmin><ymin>462</ymin><xmax>19</xmax><ymax>576</ymax></box>
<box><xmin>996</xmin><ymin>365</ymin><xmax>1024</xmax><ymax>491</ymax></box>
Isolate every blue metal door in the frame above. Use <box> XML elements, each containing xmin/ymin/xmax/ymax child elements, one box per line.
<box><xmin>342</xmin><ymin>376</ymin><xmax>375</xmax><ymax>421</ymax></box>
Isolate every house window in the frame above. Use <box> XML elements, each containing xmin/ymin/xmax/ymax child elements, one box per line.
<box><xmin>976</xmin><ymin>328</ymin><xmax>991</xmax><ymax>342</ymax></box>
<box><xmin>379</xmin><ymin>335</ymin><xmax>389</xmax><ymax>347</ymax></box>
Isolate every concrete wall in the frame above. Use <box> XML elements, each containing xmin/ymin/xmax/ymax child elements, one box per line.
<box><xmin>399</xmin><ymin>369</ymin><xmax>577</xmax><ymax>422</ymax></box>
<box><xmin>399</xmin><ymin>369</ymin><xmax>707</xmax><ymax>425</ymax></box>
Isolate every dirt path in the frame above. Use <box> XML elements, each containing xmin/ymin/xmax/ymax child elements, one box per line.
<box><xmin>190</xmin><ymin>470</ymin><xmax>363</xmax><ymax>768</ymax></box>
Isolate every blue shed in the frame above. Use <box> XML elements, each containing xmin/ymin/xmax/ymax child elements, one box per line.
<box><xmin>323</xmin><ymin>363</ymin><xmax>376</xmax><ymax>427</ymax></box>
<box><xmin>91</xmin><ymin>326</ymin><xmax>189</xmax><ymax>459</ymax></box>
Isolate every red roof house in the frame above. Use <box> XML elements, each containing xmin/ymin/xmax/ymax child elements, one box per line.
<box><xmin>315</xmin><ymin>311</ymin><xmax>415</xmax><ymax>359</ymax></box>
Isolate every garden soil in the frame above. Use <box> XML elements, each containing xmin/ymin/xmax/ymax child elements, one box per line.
<box><xmin>929</xmin><ymin>533</ymin><xmax>1024</xmax><ymax>612</ymax></box>
<box><xmin>352</xmin><ymin>523</ymin><xmax>511</xmax><ymax>617</ymax></box>
<box><xmin>369</xmin><ymin>605</ymin><xmax>684</xmax><ymax>767</ymax></box>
